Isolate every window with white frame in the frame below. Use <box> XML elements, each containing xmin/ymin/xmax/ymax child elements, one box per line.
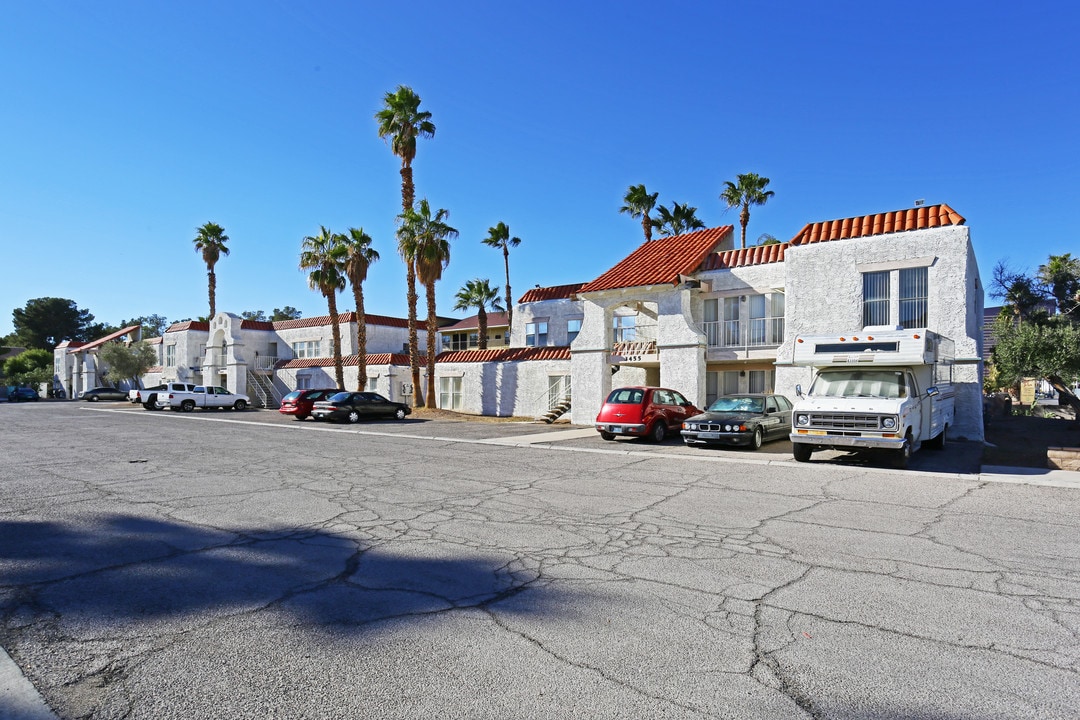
<box><xmin>899</xmin><ymin>267</ymin><xmax>928</xmax><ymax>329</ymax></box>
<box><xmin>439</xmin><ymin>376</ymin><xmax>462</xmax><ymax>410</ymax></box>
<box><xmin>566</xmin><ymin>318</ymin><xmax>582</xmax><ymax>344</ymax></box>
<box><xmin>612</xmin><ymin>314</ymin><xmax>636</xmax><ymax>343</ymax></box>
<box><xmin>862</xmin><ymin>271</ymin><xmax>891</xmax><ymax>327</ymax></box>
<box><xmin>748</xmin><ymin>370</ymin><xmax>768</xmax><ymax>394</ymax></box>
<box><xmin>525</xmin><ymin>320</ymin><xmax>548</xmax><ymax>347</ymax></box>
<box><xmin>165</xmin><ymin>345</ymin><xmax>176</xmax><ymax>367</ymax></box>
<box><xmin>293</xmin><ymin>340</ymin><xmax>320</xmax><ymax>358</ymax></box>
<box><xmin>366</xmin><ymin>376</ymin><xmax>378</xmax><ymax>392</ymax></box>
<box><xmin>297</xmin><ymin>375</ymin><xmax>312</xmax><ymax>389</ymax></box>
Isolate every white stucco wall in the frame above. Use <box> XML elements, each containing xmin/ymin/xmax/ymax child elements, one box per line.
<box><xmin>434</xmin><ymin>359</ymin><xmax>572</xmax><ymax>417</ymax></box>
<box><xmin>512</xmin><ymin>298</ymin><xmax>584</xmax><ymax>348</ymax></box>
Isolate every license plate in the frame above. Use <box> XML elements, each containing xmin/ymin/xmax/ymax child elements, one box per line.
<box><xmin>699</xmin><ymin>431</ymin><xmax>720</xmax><ymax>439</ymax></box>
<box><xmin>608</xmin><ymin>425</ymin><xmax>624</xmax><ymax>433</ymax></box>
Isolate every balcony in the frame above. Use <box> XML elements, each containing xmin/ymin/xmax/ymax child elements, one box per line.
<box><xmin>702</xmin><ymin>317</ymin><xmax>785</xmax><ymax>351</ymax></box>
<box><xmin>609</xmin><ymin>322</ymin><xmax>658</xmax><ymax>364</ymax></box>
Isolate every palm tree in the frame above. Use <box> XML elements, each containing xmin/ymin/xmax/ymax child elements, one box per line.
<box><xmin>1037</xmin><ymin>253</ymin><xmax>1080</xmax><ymax>316</ymax></box>
<box><xmin>299</xmin><ymin>226</ymin><xmax>348</xmax><ymax>389</ymax></box>
<box><xmin>192</xmin><ymin>222</ymin><xmax>230</xmax><ymax>318</ymax></box>
<box><xmin>453</xmin><ymin>279</ymin><xmax>504</xmax><ymax>350</ymax></box>
<box><xmin>619</xmin><ymin>184</ymin><xmax>659</xmax><ymax>242</ymax></box>
<box><xmin>376</xmin><ymin>85</ymin><xmax>436</xmax><ymax>398</ymax></box>
<box><xmin>342</xmin><ymin>227</ymin><xmax>380</xmax><ymax>391</ymax></box>
<box><xmin>720</xmin><ymin>173</ymin><xmax>775</xmax><ymax>249</ymax></box>
<box><xmin>401</xmin><ymin>200</ymin><xmax>458</xmax><ymax>408</ymax></box>
<box><xmin>481</xmin><ymin>222</ymin><xmax>520</xmax><ymax>334</ymax></box>
<box><xmin>651</xmin><ymin>202</ymin><xmax>706</xmax><ymax>238</ymax></box>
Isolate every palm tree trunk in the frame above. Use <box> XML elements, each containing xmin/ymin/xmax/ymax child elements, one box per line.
<box><xmin>400</xmin><ymin>165</ymin><xmax>414</xmax><ymax>213</ymax></box>
<box><xmin>642</xmin><ymin>215</ymin><xmax>652</xmax><ymax>243</ymax></box>
<box><xmin>425</xmin><ymin>281</ymin><xmax>438</xmax><ymax>409</ymax></box>
<box><xmin>478</xmin><ymin>307</ymin><xmax>488</xmax><ymax>351</ymax></box>
<box><xmin>740</xmin><ymin>206</ymin><xmax>750</xmax><ymax>249</ymax></box>
<box><xmin>503</xmin><ymin>247</ymin><xmax>512</xmax><ymax>334</ymax></box>
<box><xmin>207</xmin><ymin>267</ymin><xmax>217</xmax><ymax>318</ymax></box>
<box><xmin>406</xmin><ymin>260</ymin><xmax>421</xmax><ymax>405</ymax></box>
<box><xmin>326</xmin><ymin>292</ymin><xmax>344</xmax><ymax>389</ymax></box>
<box><xmin>353</xmin><ymin>286</ymin><xmax>367</xmax><ymax>392</ymax></box>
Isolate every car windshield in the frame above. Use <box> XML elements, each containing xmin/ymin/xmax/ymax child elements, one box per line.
<box><xmin>605</xmin><ymin>388</ymin><xmax>644</xmax><ymax>404</ymax></box>
<box><xmin>708</xmin><ymin>396</ymin><xmax>763</xmax><ymax>413</ymax></box>
<box><xmin>810</xmin><ymin>370</ymin><xmax>906</xmax><ymax>398</ymax></box>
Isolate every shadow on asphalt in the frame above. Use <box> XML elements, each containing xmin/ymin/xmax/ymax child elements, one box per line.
<box><xmin>0</xmin><ymin>515</ymin><xmax>564</xmax><ymax>631</ymax></box>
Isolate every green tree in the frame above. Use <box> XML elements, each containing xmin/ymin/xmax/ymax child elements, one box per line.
<box><xmin>481</xmin><ymin>222</ymin><xmax>521</xmax><ymax>333</ymax></box>
<box><xmin>991</xmin><ymin>261</ymin><xmax>1047</xmax><ymax>325</ymax></box>
<box><xmin>401</xmin><ymin>200</ymin><xmax>457</xmax><ymax>408</ymax></box>
<box><xmin>1037</xmin><ymin>253</ymin><xmax>1080</xmax><ymax>318</ymax></box>
<box><xmin>991</xmin><ymin>313</ymin><xmax>1080</xmax><ymax>390</ymax></box>
<box><xmin>757</xmin><ymin>233</ymin><xmax>780</xmax><ymax>246</ymax></box>
<box><xmin>342</xmin><ymin>227</ymin><xmax>380</xmax><ymax>391</ymax></box>
<box><xmin>193</xmin><ymin>222</ymin><xmax>230</xmax><ymax>319</ymax></box>
<box><xmin>121</xmin><ymin>314</ymin><xmax>170</xmax><ymax>338</ymax></box>
<box><xmin>299</xmin><ymin>226</ymin><xmax>348</xmax><ymax>389</ymax></box>
<box><xmin>98</xmin><ymin>341</ymin><xmax>158</xmax><ymax>387</ymax></box>
<box><xmin>12</xmin><ymin>297</ymin><xmax>96</xmax><ymax>349</ymax></box>
<box><xmin>720</xmin><ymin>173</ymin><xmax>775</xmax><ymax>249</ymax></box>
<box><xmin>651</xmin><ymin>202</ymin><xmax>706</xmax><ymax>238</ymax></box>
<box><xmin>453</xmin><ymin>279</ymin><xmax>503</xmax><ymax>351</ymax></box>
<box><xmin>241</xmin><ymin>310</ymin><xmax>268</xmax><ymax>322</ymax></box>
<box><xmin>620</xmin><ymin>184</ymin><xmax>660</xmax><ymax>243</ymax></box>
<box><xmin>3</xmin><ymin>348</ymin><xmax>53</xmax><ymax>386</ymax></box>
<box><xmin>271</xmin><ymin>306</ymin><xmax>303</xmax><ymax>321</ymax></box>
<box><xmin>376</xmin><ymin>85</ymin><xmax>435</xmax><ymax>398</ymax></box>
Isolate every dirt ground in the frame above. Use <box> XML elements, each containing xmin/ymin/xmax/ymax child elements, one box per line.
<box><xmin>983</xmin><ymin>404</ymin><xmax>1080</xmax><ymax>468</ymax></box>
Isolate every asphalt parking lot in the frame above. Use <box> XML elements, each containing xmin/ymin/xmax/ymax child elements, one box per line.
<box><xmin>2</xmin><ymin>402</ymin><xmax>1079</xmax><ymax>719</ymax></box>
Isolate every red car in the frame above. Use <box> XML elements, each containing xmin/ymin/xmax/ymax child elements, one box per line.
<box><xmin>278</xmin><ymin>388</ymin><xmax>340</xmax><ymax>420</ymax></box>
<box><xmin>595</xmin><ymin>386</ymin><xmax>701</xmax><ymax>442</ymax></box>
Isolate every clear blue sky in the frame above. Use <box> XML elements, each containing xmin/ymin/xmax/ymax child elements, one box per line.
<box><xmin>2</xmin><ymin>1</ymin><xmax>1077</xmax><ymax>338</ymax></box>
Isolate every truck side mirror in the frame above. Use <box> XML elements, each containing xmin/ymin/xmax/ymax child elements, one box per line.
<box><xmin>795</xmin><ymin>384</ymin><xmax>803</xmax><ymax>398</ymax></box>
<box><xmin>926</xmin><ymin>386</ymin><xmax>939</xmax><ymax>397</ymax></box>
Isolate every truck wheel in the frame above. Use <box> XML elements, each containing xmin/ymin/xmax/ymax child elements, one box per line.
<box><xmin>181</xmin><ymin>400</ymin><xmax>196</xmax><ymax>412</ymax></box>
<box><xmin>649</xmin><ymin>422</ymin><xmax>666</xmax><ymax>443</ymax></box>
<box><xmin>751</xmin><ymin>427</ymin><xmax>763</xmax><ymax>450</ymax></box>
<box><xmin>792</xmin><ymin>443</ymin><xmax>813</xmax><ymax>462</ymax></box>
<box><xmin>894</xmin><ymin>435</ymin><xmax>912</xmax><ymax>469</ymax></box>
<box><xmin>926</xmin><ymin>425</ymin><xmax>947</xmax><ymax>450</ymax></box>
<box><xmin>233</xmin><ymin>400</ymin><xmax>247</xmax><ymax>411</ymax></box>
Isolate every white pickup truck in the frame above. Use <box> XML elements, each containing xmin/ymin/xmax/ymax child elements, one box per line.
<box><xmin>158</xmin><ymin>385</ymin><xmax>250</xmax><ymax>412</ymax></box>
<box><xmin>129</xmin><ymin>383</ymin><xmax>197</xmax><ymax>410</ymax></box>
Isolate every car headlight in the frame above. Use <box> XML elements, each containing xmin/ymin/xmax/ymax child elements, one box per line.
<box><xmin>882</xmin><ymin>417</ymin><xmax>896</xmax><ymax>430</ymax></box>
<box><xmin>796</xmin><ymin>414</ymin><xmax>809</xmax><ymax>427</ymax></box>
<box><xmin>684</xmin><ymin>422</ymin><xmax>694</xmax><ymax>430</ymax></box>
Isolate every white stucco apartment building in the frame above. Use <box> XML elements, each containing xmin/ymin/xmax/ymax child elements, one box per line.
<box><xmin>56</xmin><ymin>203</ymin><xmax>983</xmax><ymax>439</ymax></box>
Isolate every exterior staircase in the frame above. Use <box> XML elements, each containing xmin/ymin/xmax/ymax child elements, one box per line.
<box><xmin>248</xmin><ymin>372</ymin><xmax>283</xmax><ymax>409</ymax></box>
<box><xmin>536</xmin><ymin>395</ymin><xmax>572</xmax><ymax>424</ymax></box>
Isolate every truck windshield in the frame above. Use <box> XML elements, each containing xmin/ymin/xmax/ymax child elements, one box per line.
<box><xmin>809</xmin><ymin>370</ymin><xmax>907</xmax><ymax>399</ymax></box>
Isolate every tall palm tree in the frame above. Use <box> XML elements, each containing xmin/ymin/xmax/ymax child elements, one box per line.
<box><xmin>299</xmin><ymin>226</ymin><xmax>348</xmax><ymax>389</ymax></box>
<box><xmin>342</xmin><ymin>227</ymin><xmax>380</xmax><ymax>391</ymax></box>
<box><xmin>453</xmin><ymin>279</ymin><xmax>504</xmax><ymax>350</ymax></box>
<box><xmin>481</xmin><ymin>222</ymin><xmax>520</xmax><ymax>334</ymax></box>
<box><xmin>720</xmin><ymin>173</ymin><xmax>775</xmax><ymax>249</ymax></box>
<box><xmin>192</xmin><ymin>222</ymin><xmax>229</xmax><ymax>319</ymax></box>
<box><xmin>619</xmin><ymin>184</ymin><xmax>659</xmax><ymax>242</ymax></box>
<box><xmin>651</xmin><ymin>202</ymin><xmax>706</xmax><ymax>238</ymax></box>
<box><xmin>401</xmin><ymin>200</ymin><xmax>458</xmax><ymax>409</ymax></box>
<box><xmin>376</xmin><ymin>85</ymin><xmax>436</xmax><ymax>398</ymax></box>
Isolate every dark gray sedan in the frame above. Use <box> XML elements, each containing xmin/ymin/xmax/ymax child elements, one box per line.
<box><xmin>311</xmin><ymin>392</ymin><xmax>411</xmax><ymax>423</ymax></box>
<box><xmin>80</xmin><ymin>387</ymin><xmax>129</xmax><ymax>402</ymax></box>
<box><xmin>681</xmin><ymin>394</ymin><xmax>793</xmax><ymax>450</ymax></box>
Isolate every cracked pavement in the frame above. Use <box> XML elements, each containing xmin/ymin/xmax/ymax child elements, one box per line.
<box><xmin>1</xmin><ymin>403</ymin><xmax>1078</xmax><ymax>719</ymax></box>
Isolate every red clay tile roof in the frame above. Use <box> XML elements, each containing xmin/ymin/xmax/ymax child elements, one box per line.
<box><xmin>241</xmin><ymin>320</ymin><xmax>275</xmax><ymax>330</ymax></box>
<box><xmin>517</xmin><ymin>283</ymin><xmax>585</xmax><ymax>303</ymax></box>
<box><xmin>146</xmin><ymin>365</ymin><xmax>163</xmax><ymax>373</ymax></box>
<box><xmin>579</xmin><ymin>226</ymin><xmax>734</xmax><ymax>293</ymax></box>
<box><xmin>165</xmin><ymin>321</ymin><xmax>209</xmax><ymax>333</ymax></box>
<box><xmin>701</xmin><ymin>243</ymin><xmax>788</xmax><ymax>271</ymax></box>
<box><xmin>440</xmin><ymin>312</ymin><xmax>510</xmax><ymax>332</ymax></box>
<box><xmin>790</xmin><ymin>203</ymin><xmax>965</xmax><ymax>245</ymax></box>
<box><xmin>272</xmin><ymin>312</ymin><xmax>410</xmax><ymax>330</ymax></box>
<box><xmin>435</xmin><ymin>347</ymin><xmax>571</xmax><ymax>363</ymax></box>
<box><xmin>68</xmin><ymin>325</ymin><xmax>141</xmax><ymax>354</ymax></box>
<box><xmin>55</xmin><ymin>340</ymin><xmax>84</xmax><ymax>349</ymax></box>
<box><xmin>278</xmin><ymin>353</ymin><xmax>411</xmax><ymax>369</ymax></box>
<box><xmin>145</xmin><ymin>336</ymin><xmax>163</xmax><ymax>345</ymax></box>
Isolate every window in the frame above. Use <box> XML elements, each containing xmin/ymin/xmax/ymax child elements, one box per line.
<box><xmin>863</xmin><ymin>271</ymin><xmax>890</xmax><ymax>327</ymax></box>
<box><xmin>293</xmin><ymin>341</ymin><xmax>320</xmax><ymax>359</ymax></box>
<box><xmin>366</xmin><ymin>376</ymin><xmax>378</xmax><ymax>392</ymax></box>
<box><xmin>525</xmin><ymin>321</ymin><xmax>548</xmax><ymax>347</ymax></box>
<box><xmin>165</xmin><ymin>345</ymin><xmax>176</xmax><ymax>367</ymax></box>
<box><xmin>567</xmin><ymin>319</ymin><xmax>582</xmax><ymax>344</ymax></box>
<box><xmin>900</xmin><ymin>267</ymin><xmax>928</xmax><ymax>329</ymax></box>
<box><xmin>723</xmin><ymin>297</ymin><xmax>740</xmax><ymax>345</ymax></box>
<box><xmin>439</xmin><ymin>376</ymin><xmax>462</xmax><ymax>410</ymax></box>
<box><xmin>297</xmin><ymin>375</ymin><xmax>312</xmax><ymax>389</ymax></box>
<box><xmin>612</xmin><ymin>315</ymin><xmax>636</xmax><ymax>343</ymax></box>
<box><xmin>748</xmin><ymin>370</ymin><xmax>769</xmax><ymax>394</ymax></box>
<box><xmin>723</xmin><ymin>371</ymin><xmax>740</xmax><ymax>395</ymax></box>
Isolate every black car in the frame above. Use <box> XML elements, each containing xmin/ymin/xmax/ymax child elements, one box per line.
<box><xmin>7</xmin><ymin>386</ymin><xmax>41</xmax><ymax>402</ymax></box>
<box><xmin>681</xmin><ymin>394</ymin><xmax>793</xmax><ymax>449</ymax></box>
<box><xmin>311</xmin><ymin>391</ymin><xmax>411</xmax><ymax>423</ymax></box>
<box><xmin>81</xmin><ymin>387</ymin><xmax>128</xmax><ymax>402</ymax></box>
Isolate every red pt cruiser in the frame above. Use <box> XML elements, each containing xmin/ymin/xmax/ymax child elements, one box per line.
<box><xmin>595</xmin><ymin>386</ymin><xmax>701</xmax><ymax>442</ymax></box>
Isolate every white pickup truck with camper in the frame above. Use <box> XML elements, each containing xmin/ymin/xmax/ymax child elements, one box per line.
<box><xmin>158</xmin><ymin>385</ymin><xmax>250</xmax><ymax>412</ymax></box>
<box><xmin>789</xmin><ymin>328</ymin><xmax>955</xmax><ymax>468</ymax></box>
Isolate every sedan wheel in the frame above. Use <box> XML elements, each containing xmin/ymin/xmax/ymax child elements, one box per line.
<box><xmin>751</xmin><ymin>427</ymin><xmax>763</xmax><ymax>450</ymax></box>
<box><xmin>90</xmin><ymin>395</ymin><xmax>100</xmax><ymax>402</ymax></box>
<box><xmin>347</xmin><ymin>410</ymin><xmax>360</xmax><ymax>424</ymax></box>
<box><xmin>394</xmin><ymin>407</ymin><xmax>407</xmax><ymax>420</ymax></box>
